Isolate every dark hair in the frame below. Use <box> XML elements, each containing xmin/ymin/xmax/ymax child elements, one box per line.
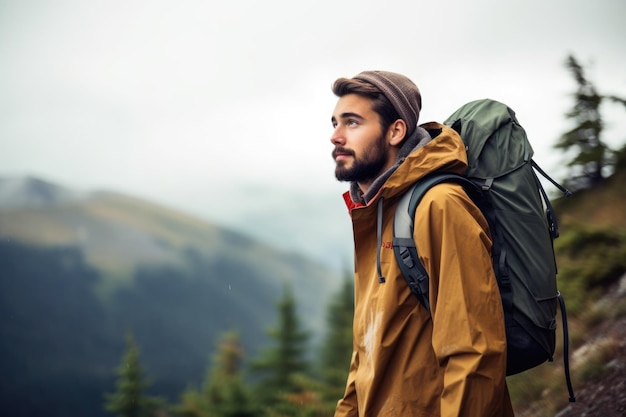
<box><xmin>332</xmin><ymin>77</ymin><xmax>400</xmax><ymax>135</ymax></box>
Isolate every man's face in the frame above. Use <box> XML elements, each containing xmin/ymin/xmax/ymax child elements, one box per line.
<box><xmin>330</xmin><ymin>93</ymin><xmax>390</xmax><ymax>184</ymax></box>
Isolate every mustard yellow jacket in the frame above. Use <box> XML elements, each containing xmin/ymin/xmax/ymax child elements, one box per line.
<box><xmin>335</xmin><ymin>123</ymin><xmax>514</xmax><ymax>417</ymax></box>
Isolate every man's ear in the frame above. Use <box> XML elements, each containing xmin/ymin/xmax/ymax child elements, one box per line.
<box><xmin>387</xmin><ymin>119</ymin><xmax>407</xmax><ymax>146</ymax></box>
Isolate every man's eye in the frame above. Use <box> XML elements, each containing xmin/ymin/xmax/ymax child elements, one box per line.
<box><xmin>348</xmin><ymin>119</ymin><xmax>358</xmax><ymax>126</ymax></box>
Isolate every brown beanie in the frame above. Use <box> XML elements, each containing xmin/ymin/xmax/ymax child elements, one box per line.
<box><xmin>353</xmin><ymin>70</ymin><xmax>421</xmax><ymax>135</ymax></box>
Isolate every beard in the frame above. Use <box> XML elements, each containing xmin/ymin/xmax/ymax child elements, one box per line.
<box><xmin>334</xmin><ymin>134</ymin><xmax>389</xmax><ymax>183</ymax></box>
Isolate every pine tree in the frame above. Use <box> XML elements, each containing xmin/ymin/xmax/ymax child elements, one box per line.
<box><xmin>103</xmin><ymin>333</ymin><xmax>164</xmax><ymax>417</ymax></box>
<box><xmin>205</xmin><ymin>331</ymin><xmax>257</xmax><ymax>416</ymax></box>
<box><xmin>177</xmin><ymin>331</ymin><xmax>256</xmax><ymax>417</ymax></box>
<box><xmin>320</xmin><ymin>272</ymin><xmax>354</xmax><ymax>405</ymax></box>
<box><xmin>250</xmin><ymin>283</ymin><xmax>311</xmax><ymax>410</ymax></box>
<box><xmin>556</xmin><ymin>55</ymin><xmax>626</xmax><ymax>189</ymax></box>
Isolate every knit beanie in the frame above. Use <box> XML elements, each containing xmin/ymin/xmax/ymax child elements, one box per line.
<box><xmin>353</xmin><ymin>70</ymin><xmax>421</xmax><ymax>135</ymax></box>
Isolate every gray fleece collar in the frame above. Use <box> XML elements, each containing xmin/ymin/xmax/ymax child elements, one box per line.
<box><xmin>349</xmin><ymin>126</ymin><xmax>432</xmax><ymax>204</ymax></box>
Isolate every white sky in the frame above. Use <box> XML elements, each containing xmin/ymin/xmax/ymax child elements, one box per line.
<box><xmin>1</xmin><ymin>0</ymin><xmax>625</xmax><ymax>225</ymax></box>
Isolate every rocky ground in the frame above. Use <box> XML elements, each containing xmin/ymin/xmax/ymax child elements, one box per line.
<box><xmin>519</xmin><ymin>275</ymin><xmax>626</xmax><ymax>417</ymax></box>
<box><xmin>555</xmin><ymin>315</ymin><xmax>626</xmax><ymax>417</ymax></box>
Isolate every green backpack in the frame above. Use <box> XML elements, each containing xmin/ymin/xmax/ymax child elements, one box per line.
<box><xmin>393</xmin><ymin>99</ymin><xmax>576</xmax><ymax>402</ymax></box>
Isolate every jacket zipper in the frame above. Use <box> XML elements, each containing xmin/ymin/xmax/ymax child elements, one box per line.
<box><xmin>376</xmin><ymin>197</ymin><xmax>386</xmax><ymax>284</ymax></box>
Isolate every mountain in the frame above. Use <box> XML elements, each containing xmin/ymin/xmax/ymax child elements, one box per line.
<box><xmin>0</xmin><ymin>176</ymin><xmax>343</xmax><ymax>417</ymax></box>
<box><xmin>0</xmin><ymin>176</ymin><xmax>85</xmax><ymax>208</ymax></box>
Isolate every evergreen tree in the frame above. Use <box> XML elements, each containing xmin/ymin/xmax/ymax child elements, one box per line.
<box><xmin>177</xmin><ymin>331</ymin><xmax>256</xmax><ymax>417</ymax></box>
<box><xmin>250</xmin><ymin>283</ymin><xmax>311</xmax><ymax>410</ymax></box>
<box><xmin>555</xmin><ymin>54</ymin><xmax>626</xmax><ymax>189</ymax></box>
<box><xmin>104</xmin><ymin>333</ymin><xmax>164</xmax><ymax>417</ymax></box>
<box><xmin>320</xmin><ymin>272</ymin><xmax>354</xmax><ymax>405</ymax></box>
<box><xmin>263</xmin><ymin>373</ymin><xmax>328</xmax><ymax>417</ymax></box>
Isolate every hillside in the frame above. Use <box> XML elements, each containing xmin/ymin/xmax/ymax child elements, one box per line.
<box><xmin>509</xmin><ymin>167</ymin><xmax>626</xmax><ymax>417</ymax></box>
<box><xmin>0</xmin><ymin>177</ymin><xmax>343</xmax><ymax>417</ymax></box>
<box><xmin>552</xmin><ymin>168</ymin><xmax>626</xmax><ymax>229</ymax></box>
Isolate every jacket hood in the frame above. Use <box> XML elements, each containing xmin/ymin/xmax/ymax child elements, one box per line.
<box><xmin>345</xmin><ymin>122</ymin><xmax>469</xmax><ymax>208</ymax></box>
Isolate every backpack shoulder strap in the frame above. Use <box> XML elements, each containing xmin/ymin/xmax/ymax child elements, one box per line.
<box><xmin>393</xmin><ymin>173</ymin><xmax>478</xmax><ymax>312</ymax></box>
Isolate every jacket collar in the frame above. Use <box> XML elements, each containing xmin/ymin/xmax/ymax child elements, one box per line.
<box><xmin>349</xmin><ymin>126</ymin><xmax>432</xmax><ymax>205</ymax></box>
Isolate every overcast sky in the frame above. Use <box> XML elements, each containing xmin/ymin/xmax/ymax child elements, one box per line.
<box><xmin>1</xmin><ymin>0</ymin><xmax>625</xmax><ymax>225</ymax></box>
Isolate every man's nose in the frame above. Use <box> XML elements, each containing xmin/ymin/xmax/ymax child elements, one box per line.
<box><xmin>330</xmin><ymin>126</ymin><xmax>345</xmax><ymax>146</ymax></box>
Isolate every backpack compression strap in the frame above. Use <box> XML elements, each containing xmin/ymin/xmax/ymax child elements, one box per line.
<box><xmin>393</xmin><ymin>173</ymin><xmax>477</xmax><ymax>312</ymax></box>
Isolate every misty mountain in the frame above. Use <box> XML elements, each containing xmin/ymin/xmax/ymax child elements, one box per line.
<box><xmin>0</xmin><ymin>176</ymin><xmax>86</xmax><ymax>208</ymax></box>
<box><xmin>0</xmin><ymin>176</ymin><xmax>344</xmax><ymax>417</ymax></box>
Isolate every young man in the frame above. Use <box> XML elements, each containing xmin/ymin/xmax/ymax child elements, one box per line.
<box><xmin>330</xmin><ymin>71</ymin><xmax>514</xmax><ymax>417</ymax></box>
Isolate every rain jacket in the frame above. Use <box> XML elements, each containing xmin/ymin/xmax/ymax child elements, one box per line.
<box><xmin>335</xmin><ymin>122</ymin><xmax>514</xmax><ymax>417</ymax></box>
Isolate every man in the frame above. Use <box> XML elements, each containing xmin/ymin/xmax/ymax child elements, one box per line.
<box><xmin>330</xmin><ymin>71</ymin><xmax>514</xmax><ymax>417</ymax></box>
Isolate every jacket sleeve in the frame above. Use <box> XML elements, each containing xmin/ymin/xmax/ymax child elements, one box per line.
<box><xmin>414</xmin><ymin>183</ymin><xmax>510</xmax><ymax>417</ymax></box>
<box><xmin>334</xmin><ymin>351</ymin><xmax>359</xmax><ymax>417</ymax></box>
